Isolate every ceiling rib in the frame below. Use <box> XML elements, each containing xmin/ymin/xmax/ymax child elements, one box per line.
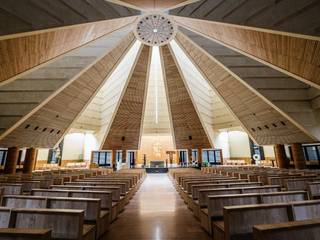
<box><xmin>101</xmin><ymin>44</ymin><xmax>152</xmax><ymax>150</ymax></box>
<box><xmin>175</xmin><ymin>31</ymin><xmax>315</xmax><ymax>145</ymax></box>
<box><xmin>173</xmin><ymin>16</ymin><xmax>320</xmax><ymax>90</ymax></box>
<box><xmin>0</xmin><ymin>32</ymin><xmax>136</xmax><ymax>148</ymax></box>
<box><xmin>160</xmin><ymin>44</ymin><xmax>212</xmax><ymax>149</ymax></box>
<box><xmin>0</xmin><ymin>16</ymin><xmax>137</xmax><ymax>85</ymax></box>
<box><xmin>108</xmin><ymin>0</ymin><xmax>197</xmax><ymax>11</ymax></box>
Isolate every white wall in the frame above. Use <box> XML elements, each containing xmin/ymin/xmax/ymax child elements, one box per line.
<box><xmin>61</xmin><ymin>132</ymin><xmax>99</xmax><ymax>161</ymax></box>
<box><xmin>213</xmin><ymin>131</ymin><xmax>230</xmax><ymax>159</ymax></box>
<box><xmin>37</xmin><ymin>149</ymin><xmax>49</xmax><ymax>161</ymax></box>
<box><xmin>227</xmin><ymin>130</ymin><xmax>251</xmax><ymax>158</ymax></box>
<box><xmin>263</xmin><ymin>145</ymin><xmax>275</xmax><ymax>158</ymax></box>
<box><xmin>62</xmin><ymin>133</ymin><xmax>85</xmax><ymax>160</ymax></box>
<box><xmin>83</xmin><ymin>133</ymin><xmax>99</xmax><ymax>161</ymax></box>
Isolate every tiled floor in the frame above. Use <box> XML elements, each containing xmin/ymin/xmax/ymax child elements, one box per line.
<box><xmin>103</xmin><ymin>174</ymin><xmax>211</xmax><ymax>240</ymax></box>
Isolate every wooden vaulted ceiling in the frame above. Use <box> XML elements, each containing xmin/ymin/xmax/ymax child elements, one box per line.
<box><xmin>0</xmin><ymin>26</ymin><xmax>133</xmax><ymax>138</ymax></box>
<box><xmin>0</xmin><ymin>32</ymin><xmax>135</xmax><ymax>148</ymax></box>
<box><xmin>160</xmin><ymin>44</ymin><xmax>212</xmax><ymax>149</ymax></box>
<box><xmin>101</xmin><ymin>44</ymin><xmax>151</xmax><ymax>150</ymax></box>
<box><xmin>173</xmin><ymin>17</ymin><xmax>320</xmax><ymax>89</ymax></box>
<box><xmin>0</xmin><ymin>0</ymin><xmax>320</xmax><ymax>149</ymax></box>
<box><xmin>0</xmin><ymin>17</ymin><xmax>136</xmax><ymax>84</ymax></box>
<box><xmin>175</xmin><ymin>31</ymin><xmax>315</xmax><ymax>145</ymax></box>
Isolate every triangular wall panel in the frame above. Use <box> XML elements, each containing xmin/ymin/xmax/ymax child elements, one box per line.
<box><xmin>160</xmin><ymin>44</ymin><xmax>212</xmax><ymax>149</ymax></box>
<box><xmin>101</xmin><ymin>44</ymin><xmax>152</xmax><ymax>150</ymax></box>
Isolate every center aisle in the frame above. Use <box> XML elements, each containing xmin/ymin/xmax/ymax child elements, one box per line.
<box><xmin>103</xmin><ymin>173</ymin><xmax>211</xmax><ymax>240</ymax></box>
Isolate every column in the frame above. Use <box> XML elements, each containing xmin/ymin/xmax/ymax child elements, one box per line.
<box><xmin>4</xmin><ymin>147</ymin><xmax>19</xmax><ymax>174</ymax></box>
<box><xmin>23</xmin><ymin>148</ymin><xmax>37</xmax><ymax>173</ymax></box>
<box><xmin>122</xmin><ymin>149</ymin><xmax>127</xmax><ymax>167</ymax></box>
<box><xmin>188</xmin><ymin>149</ymin><xmax>192</xmax><ymax>166</ymax></box>
<box><xmin>291</xmin><ymin>143</ymin><xmax>306</xmax><ymax>169</ymax></box>
<box><xmin>198</xmin><ymin>148</ymin><xmax>203</xmax><ymax>167</ymax></box>
<box><xmin>274</xmin><ymin>144</ymin><xmax>288</xmax><ymax>168</ymax></box>
<box><xmin>112</xmin><ymin>149</ymin><xmax>117</xmax><ymax>171</ymax></box>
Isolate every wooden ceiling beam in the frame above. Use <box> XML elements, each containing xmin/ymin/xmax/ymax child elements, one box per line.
<box><xmin>0</xmin><ymin>33</ymin><xmax>136</xmax><ymax>148</ymax></box>
<box><xmin>173</xmin><ymin>16</ymin><xmax>320</xmax><ymax>90</ymax></box>
<box><xmin>101</xmin><ymin>44</ymin><xmax>151</xmax><ymax>150</ymax></box>
<box><xmin>160</xmin><ymin>44</ymin><xmax>212</xmax><ymax>149</ymax></box>
<box><xmin>0</xmin><ymin>16</ymin><xmax>137</xmax><ymax>85</ymax></box>
<box><xmin>175</xmin><ymin>31</ymin><xmax>315</xmax><ymax>145</ymax></box>
<box><xmin>109</xmin><ymin>0</ymin><xmax>197</xmax><ymax>11</ymax></box>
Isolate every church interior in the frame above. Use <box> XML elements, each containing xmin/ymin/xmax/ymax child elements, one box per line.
<box><xmin>0</xmin><ymin>0</ymin><xmax>320</xmax><ymax>239</ymax></box>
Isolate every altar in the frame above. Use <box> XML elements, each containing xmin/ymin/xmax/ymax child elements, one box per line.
<box><xmin>146</xmin><ymin>160</ymin><xmax>168</xmax><ymax>173</ymax></box>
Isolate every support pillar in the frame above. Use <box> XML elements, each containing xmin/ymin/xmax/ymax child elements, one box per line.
<box><xmin>274</xmin><ymin>144</ymin><xmax>288</xmax><ymax>168</ymax></box>
<box><xmin>198</xmin><ymin>148</ymin><xmax>203</xmax><ymax>167</ymax></box>
<box><xmin>112</xmin><ymin>150</ymin><xmax>117</xmax><ymax>171</ymax></box>
<box><xmin>23</xmin><ymin>148</ymin><xmax>37</xmax><ymax>173</ymax></box>
<box><xmin>122</xmin><ymin>149</ymin><xmax>127</xmax><ymax>166</ymax></box>
<box><xmin>4</xmin><ymin>147</ymin><xmax>19</xmax><ymax>174</ymax></box>
<box><xmin>188</xmin><ymin>149</ymin><xmax>192</xmax><ymax>166</ymax></box>
<box><xmin>291</xmin><ymin>143</ymin><xmax>306</xmax><ymax>169</ymax></box>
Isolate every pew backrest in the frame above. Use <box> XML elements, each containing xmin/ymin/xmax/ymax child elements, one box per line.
<box><xmin>260</xmin><ymin>191</ymin><xmax>308</xmax><ymax>204</ymax></box>
<box><xmin>307</xmin><ymin>182</ymin><xmax>320</xmax><ymax>199</ymax></box>
<box><xmin>0</xmin><ymin>207</ymin><xmax>11</xmax><ymax>228</ymax></box>
<box><xmin>208</xmin><ymin>193</ymin><xmax>259</xmax><ymax>219</ymax></box>
<box><xmin>292</xmin><ymin>200</ymin><xmax>320</xmax><ymax>221</ymax></box>
<box><xmin>2</xmin><ymin>196</ymin><xmax>47</xmax><ymax>209</ymax></box>
<box><xmin>224</xmin><ymin>203</ymin><xmax>291</xmax><ymax>240</ymax></box>
<box><xmin>11</xmin><ymin>208</ymin><xmax>84</xmax><ymax>239</ymax></box>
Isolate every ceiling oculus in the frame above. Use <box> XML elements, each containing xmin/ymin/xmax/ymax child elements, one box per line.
<box><xmin>135</xmin><ymin>13</ymin><xmax>177</xmax><ymax>46</ymax></box>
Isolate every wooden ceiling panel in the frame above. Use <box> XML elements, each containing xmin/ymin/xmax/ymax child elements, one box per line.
<box><xmin>0</xmin><ymin>33</ymin><xmax>135</xmax><ymax>148</ymax></box>
<box><xmin>173</xmin><ymin>16</ymin><xmax>320</xmax><ymax>89</ymax></box>
<box><xmin>160</xmin><ymin>44</ymin><xmax>212</xmax><ymax>149</ymax></box>
<box><xmin>118</xmin><ymin>0</ymin><xmax>191</xmax><ymax>11</ymax></box>
<box><xmin>101</xmin><ymin>44</ymin><xmax>151</xmax><ymax>150</ymax></box>
<box><xmin>0</xmin><ymin>16</ymin><xmax>136</xmax><ymax>84</ymax></box>
<box><xmin>175</xmin><ymin>31</ymin><xmax>315</xmax><ymax>145</ymax></box>
<box><xmin>170</xmin><ymin>0</ymin><xmax>320</xmax><ymax>36</ymax></box>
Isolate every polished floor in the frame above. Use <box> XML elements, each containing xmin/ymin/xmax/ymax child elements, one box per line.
<box><xmin>103</xmin><ymin>174</ymin><xmax>211</xmax><ymax>240</ymax></box>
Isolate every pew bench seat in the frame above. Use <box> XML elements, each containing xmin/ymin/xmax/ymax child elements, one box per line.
<box><xmin>0</xmin><ymin>228</ymin><xmax>52</xmax><ymax>240</ymax></box>
<box><xmin>253</xmin><ymin>219</ymin><xmax>320</xmax><ymax>240</ymax></box>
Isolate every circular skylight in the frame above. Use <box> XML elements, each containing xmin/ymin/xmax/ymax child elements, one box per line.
<box><xmin>134</xmin><ymin>13</ymin><xmax>177</xmax><ymax>46</ymax></box>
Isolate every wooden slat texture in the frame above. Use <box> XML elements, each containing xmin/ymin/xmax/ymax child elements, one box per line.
<box><xmin>173</xmin><ymin>16</ymin><xmax>320</xmax><ymax>89</ymax></box>
<box><xmin>160</xmin><ymin>44</ymin><xmax>212</xmax><ymax>149</ymax></box>
<box><xmin>0</xmin><ymin>33</ymin><xmax>136</xmax><ymax>148</ymax></box>
<box><xmin>119</xmin><ymin>0</ymin><xmax>190</xmax><ymax>10</ymax></box>
<box><xmin>175</xmin><ymin>31</ymin><xmax>314</xmax><ymax>145</ymax></box>
<box><xmin>0</xmin><ymin>0</ymin><xmax>140</xmax><ymax>35</ymax></box>
<box><xmin>0</xmin><ymin>16</ymin><xmax>136</xmax><ymax>84</ymax></box>
<box><xmin>170</xmin><ymin>0</ymin><xmax>320</xmax><ymax>36</ymax></box>
<box><xmin>101</xmin><ymin>44</ymin><xmax>151</xmax><ymax>150</ymax></box>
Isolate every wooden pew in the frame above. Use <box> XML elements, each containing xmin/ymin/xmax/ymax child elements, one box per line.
<box><xmin>260</xmin><ymin>191</ymin><xmax>308</xmax><ymax>204</ymax></box>
<box><xmin>213</xmin><ymin>203</ymin><xmax>291</xmax><ymax>240</ymax></box>
<box><xmin>307</xmin><ymin>182</ymin><xmax>320</xmax><ymax>199</ymax></box>
<box><xmin>253</xmin><ymin>219</ymin><xmax>320</xmax><ymax>240</ymax></box>
<box><xmin>0</xmin><ymin>184</ymin><xmax>22</xmax><ymax>195</ymax></box>
<box><xmin>213</xmin><ymin>200</ymin><xmax>320</xmax><ymax>240</ymax></box>
<box><xmin>291</xmin><ymin>200</ymin><xmax>320</xmax><ymax>221</ymax></box>
<box><xmin>0</xmin><ymin>228</ymin><xmax>52</xmax><ymax>239</ymax></box>
<box><xmin>0</xmin><ymin>207</ymin><xmax>11</xmax><ymax>228</ymax></box>
<box><xmin>31</xmin><ymin>189</ymin><xmax>117</xmax><ymax>222</ymax></box>
<box><xmin>202</xmin><ymin>191</ymin><xmax>307</xmax><ymax>235</ymax></box>
<box><xmin>9</xmin><ymin>208</ymin><xmax>95</xmax><ymax>240</ymax></box>
<box><xmin>2</xmin><ymin>195</ymin><xmax>109</xmax><ymax>238</ymax></box>
<box><xmin>51</xmin><ymin>185</ymin><xmax>121</xmax><ymax>202</ymax></box>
